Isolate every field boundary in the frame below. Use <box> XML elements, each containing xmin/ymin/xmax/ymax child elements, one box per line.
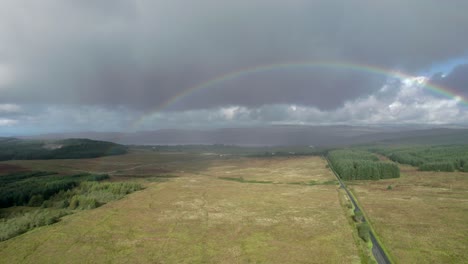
<box><xmin>346</xmin><ymin>186</ymin><xmax>395</xmax><ymax>264</ymax></box>
<box><xmin>337</xmin><ymin>188</ymin><xmax>375</xmax><ymax>264</ymax></box>
<box><xmin>324</xmin><ymin>156</ymin><xmax>394</xmax><ymax>264</ymax></box>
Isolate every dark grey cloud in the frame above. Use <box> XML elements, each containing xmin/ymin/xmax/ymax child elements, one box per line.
<box><xmin>431</xmin><ymin>64</ymin><xmax>468</xmax><ymax>99</ymax></box>
<box><xmin>170</xmin><ymin>69</ymin><xmax>384</xmax><ymax>110</ymax></box>
<box><xmin>1</xmin><ymin>0</ymin><xmax>468</xmax><ymax>112</ymax></box>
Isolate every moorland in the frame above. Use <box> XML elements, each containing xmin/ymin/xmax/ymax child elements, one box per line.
<box><xmin>0</xmin><ymin>142</ymin><xmax>467</xmax><ymax>263</ymax></box>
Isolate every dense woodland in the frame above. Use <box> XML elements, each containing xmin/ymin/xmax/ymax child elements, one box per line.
<box><xmin>0</xmin><ymin>170</ymin><xmax>142</xmax><ymax>241</ymax></box>
<box><xmin>328</xmin><ymin>149</ymin><xmax>400</xmax><ymax>180</ymax></box>
<box><xmin>370</xmin><ymin>145</ymin><xmax>468</xmax><ymax>172</ymax></box>
<box><xmin>0</xmin><ymin>138</ymin><xmax>127</xmax><ymax>161</ymax></box>
<box><xmin>0</xmin><ymin>171</ymin><xmax>109</xmax><ymax>208</ymax></box>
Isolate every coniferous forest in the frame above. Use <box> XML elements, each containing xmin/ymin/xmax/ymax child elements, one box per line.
<box><xmin>328</xmin><ymin>149</ymin><xmax>400</xmax><ymax>180</ymax></box>
<box><xmin>370</xmin><ymin>145</ymin><xmax>468</xmax><ymax>172</ymax></box>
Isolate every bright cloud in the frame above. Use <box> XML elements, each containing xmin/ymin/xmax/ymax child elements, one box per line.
<box><xmin>2</xmin><ymin>75</ymin><xmax>468</xmax><ymax>135</ymax></box>
<box><xmin>0</xmin><ymin>118</ymin><xmax>17</xmax><ymax>126</ymax></box>
<box><xmin>0</xmin><ymin>103</ymin><xmax>21</xmax><ymax>113</ymax></box>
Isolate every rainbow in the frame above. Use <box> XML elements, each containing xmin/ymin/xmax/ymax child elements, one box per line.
<box><xmin>131</xmin><ymin>60</ymin><xmax>467</xmax><ymax>130</ymax></box>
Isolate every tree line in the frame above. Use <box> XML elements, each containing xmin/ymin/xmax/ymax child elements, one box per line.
<box><xmin>328</xmin><ymin>150</ymin><xmax>400</xmax><ymax>180</ymax></box>
<box><xmin>370</xmin><ymin>145</ymin><xmax>468</xmax><ymax>172</ymax></box>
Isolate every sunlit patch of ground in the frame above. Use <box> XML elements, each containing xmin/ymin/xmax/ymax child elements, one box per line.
<box><xmin>0</xmin><ymin>155</ymin><xmax>359</xmax><ymax>263</ymax></box>
<box><xmin>204</xmin><ymin>156</ymin><xmax>335</xmax><ymax>184</ymax></box>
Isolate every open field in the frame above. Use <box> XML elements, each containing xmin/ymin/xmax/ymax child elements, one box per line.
<box><xmin>349</xmin><ymin>164</ymin><xmax>468</xmax><ymax>263</ymax></box>
<box><xmin>0</xmin><ymin>152</ymin><xmax>360</xmax><ymax>263</ymax></box>
<box><xmin>1</xmin><ymin>149</ymin><xmax>224</xmax><ymax>176</ymax></box>
<box><xmin>0</xmin><ymin>164</ymin><xmax>26</xmax><ymax>174</ymax></box>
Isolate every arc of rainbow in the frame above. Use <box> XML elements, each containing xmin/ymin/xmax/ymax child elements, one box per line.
<box><xmin>131</xmin><ymin>60</ymin><xmax>467</xmax><ymax>130</ymax></box>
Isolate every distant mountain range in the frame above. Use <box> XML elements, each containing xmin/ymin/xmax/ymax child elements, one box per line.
<box><xmin>21</xmin><ymin>125</ymin><xmax>468</xmax><ymax>146</ymax></box>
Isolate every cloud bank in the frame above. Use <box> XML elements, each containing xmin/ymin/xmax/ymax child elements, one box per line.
<box><xmin>2</xmin><ymin>76</ymin><xmax>467</xmax><ymax>135</ymax></box>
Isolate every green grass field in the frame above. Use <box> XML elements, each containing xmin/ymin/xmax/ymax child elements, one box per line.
<box><xmin>0</xmin><ymin>151</ymin><xmax>361</xmax><ymax>263</ymax></box>
<box><xmin>348</xmin><ymin>164</ymin><xmax>468</xmax><ymax>263</ymax></box>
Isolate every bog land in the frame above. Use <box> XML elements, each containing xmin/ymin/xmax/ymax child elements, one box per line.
<box><xmin>2</xmin><ymin>146</ymin><xmax>467</xmax><ymax>263</ymax></box>
<box><xmin>0</xmin><ymin>151</ymin><xmax>361</xmax><ymax>263</ymax></box>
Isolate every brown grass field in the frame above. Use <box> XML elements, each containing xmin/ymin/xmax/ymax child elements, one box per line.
<box><xmin>0</xmin><ymin>164</ymin><xmax>26</xmax><ymax>174</ymax></box>
<box><xmin>0</xmin><ymin>151</ymin><xmax>361</xmax><ymax>263</ymax></box>
<box><xmin>349</xmin><ymin>164</ymin><xmax>468</xmax><ymax>263</ymax></box>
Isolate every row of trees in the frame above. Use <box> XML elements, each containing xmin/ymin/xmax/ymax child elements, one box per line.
<box><xmin>419</xmin><ymin>162</ymin><xmax>456</xmax><ymax>172</ymax></box>
<box><xmin>328</xmin><ymin>150</ymin><xmax>400</xmax><ymax>180</ymax></box>
<box><xmin>371</xmin><ymin>145</ymin><xmax>468</xmax><ymax>172</ymax></box>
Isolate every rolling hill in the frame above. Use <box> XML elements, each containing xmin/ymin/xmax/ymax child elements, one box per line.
<box><xmin>0</xmin><ymin>138</ymin><xmax>127</xmax><ymax>161</ymax></box>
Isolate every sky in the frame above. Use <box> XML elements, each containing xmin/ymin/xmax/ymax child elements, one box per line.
<box><xmin>1</xmin><ymin>0</ymin><xmax>468</xmax><ymax>135</ymax></box>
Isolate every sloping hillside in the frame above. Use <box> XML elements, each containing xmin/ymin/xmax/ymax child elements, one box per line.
<box><xmin>0</xmin><ymin>138</ymin><xmax>127</xmax><ymax>161</ymax></box>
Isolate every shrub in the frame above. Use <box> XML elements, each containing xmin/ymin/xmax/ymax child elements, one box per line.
<box><xmin>69</xmin><ymin>195</ymin><xmax>80</xmax><ymax>209</ymax></box>
<box><xmin>79</xmin><ymin>196</ymin><xmax>98</xmax><ymax>209</ymax></box>
<box><xmin>28</xmin><ymin>195</ymin><xmax>44</xmax><ymax>207</ymax></box>
<box><xmin>357</xmin><ymin>222</ymin><xmax>370</xmax><ymax>242</ymax></box>
<box><xmin>69</xmin><ymin>195</ymin><xmax>98</xmax><ymax>210</ymax></box>
<box><xmin>353</xmin><ymin>211</ymin><xmax>364</xmax><ymax>222</ymax></box>
<box><xmin>58</xmin><ymin>200</ymin><xmax>70</xmax><ymax>208</ymax></box>
<box><xmin>0</xmin><ymin>209</ymin><xmax>67</xmax><ymax>241</ymax></box>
